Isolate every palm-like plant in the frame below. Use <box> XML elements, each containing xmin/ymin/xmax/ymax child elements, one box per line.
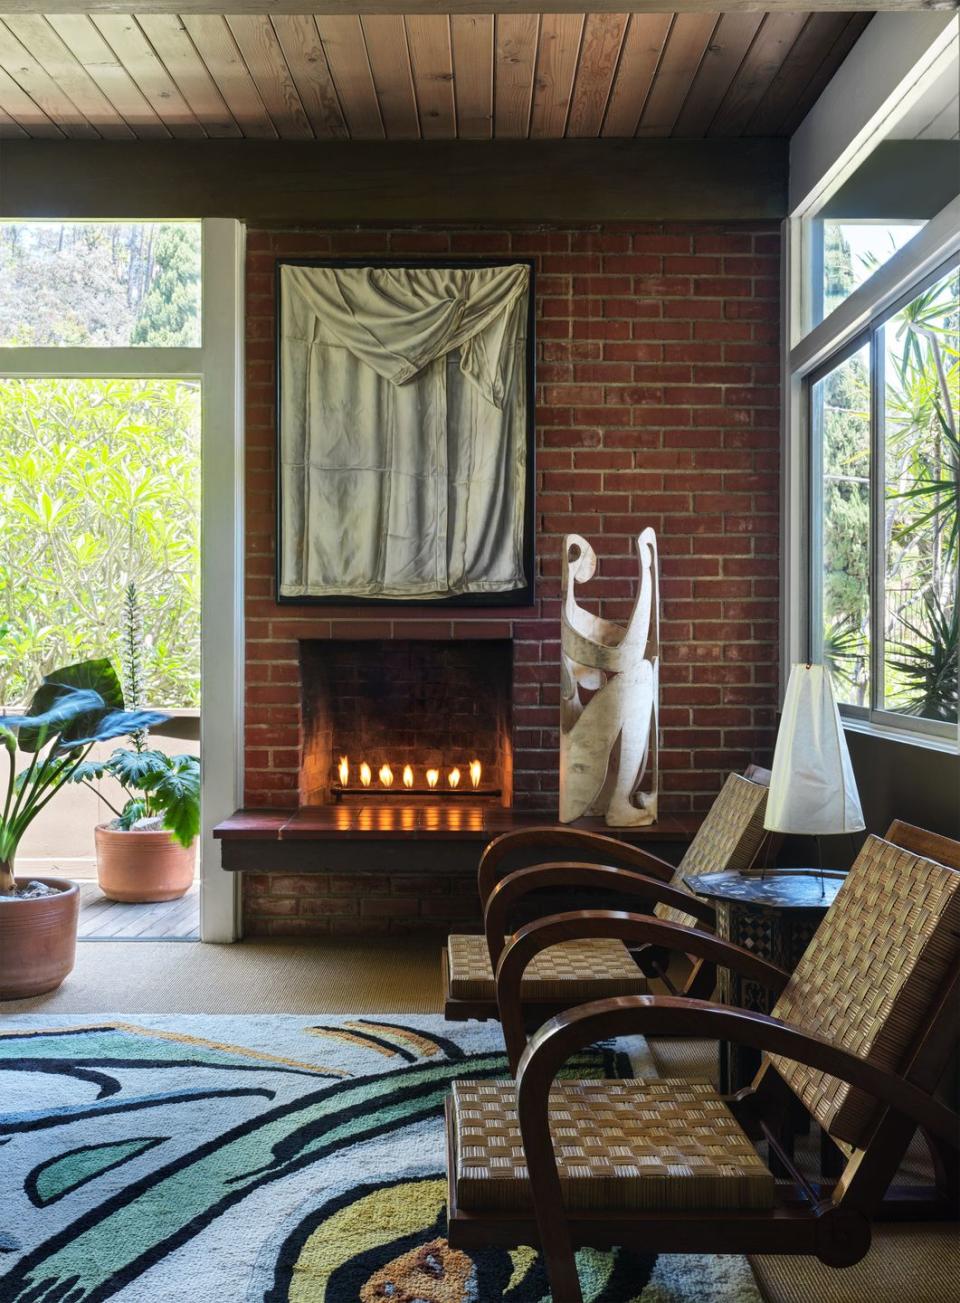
<box><xmin>0</xmin><ymin>658</ymin><xmax>165</xmax><ymax>894</ymax></box>
<box><xmin>886</xmin><ymin>591</ymin><xmax>959</xmax><ymax>723</ymax></box>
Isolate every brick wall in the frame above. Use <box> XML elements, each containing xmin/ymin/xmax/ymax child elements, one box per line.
<box><xmin>243</xmin><ymin>222</ymin><xmax>781</xmax><ymax>935</ymax></box>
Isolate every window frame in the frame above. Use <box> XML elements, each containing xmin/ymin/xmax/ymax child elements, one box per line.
<box><xmin>805</xmin><ymin>253</ymin><xmax>959</xmax><ymax>742</ymax></box>
<box><xmin>0</xmin><ymin>218</ymin><xmax>245</xmax><ymax>942</ymax></box>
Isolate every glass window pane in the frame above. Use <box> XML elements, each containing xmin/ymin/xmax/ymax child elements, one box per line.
<box><xmin>881</xmin><ymin>265</ymin><xmax>959</xmax><ymax>724</ymax></box>
<box><xmin>0</xmin><ymin>222</ymin><xmax>201</xmax><ymax>347</ymax></box>
<box><xmin>0</xmin><ymin>378</ymin><xmax>200</xmax><ymax>708</ymax></box>
<box><xmin>819</xmin><ymin>221</ymin><xmax>926</xmax><ymax>320</ymax></box>
<box><xmin>814</xmin><ymin>343</ymin><xmax>872</xmax><ymax>707</ymax></box>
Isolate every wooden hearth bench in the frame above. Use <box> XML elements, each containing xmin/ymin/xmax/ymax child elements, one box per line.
<box><xmin>213</xmin><ymin>807</ymin><xmax>700</xmax><ymax>877</ymax></box>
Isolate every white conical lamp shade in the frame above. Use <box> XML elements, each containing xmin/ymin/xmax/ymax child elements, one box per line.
<box><xmin>765</xmin><ymin>663</ymin><xmax>865</xmax><ymax>835</ymax></box>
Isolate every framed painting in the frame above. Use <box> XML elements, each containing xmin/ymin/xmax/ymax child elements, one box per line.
<box><xmin>276</xmin><ymin>257</ymin><xmax>535</xmax><ymax>606</ymax></box>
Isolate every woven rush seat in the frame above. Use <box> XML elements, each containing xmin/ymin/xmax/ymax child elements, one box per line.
<box><xmin>450</xmin><ymin>1078</ymin><xmax>775</xmax><ymax>1212</ymax></box>
<box><xmin>446</xmin><ymin>933</ymin><xmax>647</xmax><ymax>1002</ymax></box>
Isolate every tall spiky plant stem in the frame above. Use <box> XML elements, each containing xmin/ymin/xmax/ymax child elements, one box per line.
<box><xmin>123</xmin><ymin>580</ymin><xmax>148</xmax><ymax>754</ymax></box>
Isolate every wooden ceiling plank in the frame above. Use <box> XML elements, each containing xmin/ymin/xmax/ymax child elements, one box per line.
<box><xmin>566</xmin><ymin>12</ymin><xmax>629</xmax><ymax>138</ymax></box>
<box><xmin>135</xmin><ymin>13</ymin><xmax>240</xmax><ymax>138</ymax></box>
<box><xmin>181</xmin><ymin>14</ymin><xmax>275</xmax><ymax>138</ymax></box>
<box><xmin>271</xmin><ymin>16</ymin><xmax>347</xmax><ymax>140</ymax></box>
<box><xmin>314</xmin><ymin>15</ymin><xmax>384</xmax><ymax>139</ymax></box>
<box><xmin>0</xmin><ymin>63</ymin><xmax>61</xmax><ymax>137</ymax></box>
<box><xmin>450</xmin><ymin>15</ymin><xmax>493</xmax><ymax>140</ymax></box>
<box><xmin>226</xmin><ymin>15</ymin><xmax>313</xmax><ymax>139</ymax></box>
<box><xmin>92</xmin><ymin>14</ymin><xmax>205</xmax><ymax>137</ymax></box>
<box><xmin>405</xmin><ymin>15</ymin><xmax>456</xmax><ymax>140</ymax></box>
<box><xmin>745</xmin><ymin>14</ymin><xmax>849</xmax><ymax>136</ymax></box>
<box><xmin>636</xmin><ymin>12</ymin><xmax>716</xmax><ymax>137</ymax></box>
<box><xmin>671</xmin><ymin>12</ymin><xmax>763</xmax><ymax>138</ymax></box>
<box><xmin>45</xmin><ymin>14</ymin><xmax>170</xmax><ymax>138</ymax></box>
<box><xmin>2</xmin><ymin>14</ymin><xmax>131</xmax><ymax>138</ymax></box>
<box><xmin>708</xmin><ymin>11</ymin><xmax>809</xmax><ymax>137</ymax></box>
<box><xmin>494</xmin><ymin>13</ymin><xmax>539</xmax><ymax>138</ymax></box>
<box><xmin>360</xmin><ymin>15</ymin><xmax>420</xmax><ymax>140</ymax></box>
<box><xmin>0</xmin><ymin>3</ymin><xmax>932</xmax><ymax>15</ymax></box>
<box><xmin>601</xmin><ymin>12</ymin><xmax>670</xmax><ymax>138</ymax></box>
<box><xmin>779</xmin><ymin>13</ymin><xmax>874</xmax><ymax>137</ymax></box>
<box><xmin>530</xmin><ymin>12</ymin><xmax>583</xmax><ymax>139</ymax></box>
<box><xmin>0</xmin><ymin>20</ymin><xmax>98</xmax><ymax>138</ymax></box>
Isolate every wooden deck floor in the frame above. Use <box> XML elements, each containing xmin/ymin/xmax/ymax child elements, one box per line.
<box><xmin>77</xmin><ymin>880</ymin><xmax>199</xmax><ymax>941</ymax></box>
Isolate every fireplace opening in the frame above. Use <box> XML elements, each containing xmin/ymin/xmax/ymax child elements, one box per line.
<box><xmin>299</xmin><ymin>640</ymin><xmax>513</xmax><ymax>807</ymax></box>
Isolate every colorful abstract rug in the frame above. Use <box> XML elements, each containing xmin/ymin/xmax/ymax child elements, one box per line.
<box><xmin>0</xmin><ymin>1015</ymin><xmax>762</xmax><ymax>1302</ymax></box>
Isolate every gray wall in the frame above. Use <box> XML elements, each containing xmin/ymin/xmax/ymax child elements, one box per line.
<box><xmin>846</xmin><ymin>729</ymin><xmax>960</xmax><ymax>840</ymax></box>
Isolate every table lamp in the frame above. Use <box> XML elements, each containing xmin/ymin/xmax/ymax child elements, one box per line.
<box><xmin>764</xmin><ymin>663</ymin><xmax>865</xmax><ymax>888</ymax></box>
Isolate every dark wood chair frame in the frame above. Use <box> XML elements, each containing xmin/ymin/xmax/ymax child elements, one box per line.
<box><xmin>445</xmin><ymin>821</ymin><xmax>960</xmax><ymax>1303</ymax></box>
<box><xmin>443</xmin><ymin>825</ymin><xmax>718</xmax><ymax>1022</ymax></box>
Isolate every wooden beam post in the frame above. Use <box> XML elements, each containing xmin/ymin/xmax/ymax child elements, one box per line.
<box><xmin>0</xmin><ymin>139</ymin><xmax>788</xmax><ymax>221</ymax></box>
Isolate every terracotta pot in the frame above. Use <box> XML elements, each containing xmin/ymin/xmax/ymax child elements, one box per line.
<box><xmin>95</xmin><ymin>825</ymin><xmax>196</xmax><ymax>903</ymax></box>
<box><xmin>0</xmin><ymin>877</ymin><xmax>79</xmax><ymax>1000</ymax></box>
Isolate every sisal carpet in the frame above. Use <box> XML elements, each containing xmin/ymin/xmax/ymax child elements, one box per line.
<box><xmin>0</xmin><ymin>1014</ymin><xmax>761</xmax><ymax>1303</ymax></box>
<box><xmin>3</xmin><ymin>938</ymin><xmax>444</xmax><ymax>1014</ymax></box>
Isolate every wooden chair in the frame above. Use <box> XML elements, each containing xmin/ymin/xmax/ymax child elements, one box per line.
<box><xmin>444</xmin><ymin>822</ymin><xmax>960</xmax><ymax>1303</ymax></box>
<box><xmin>443</xmin><ymin>769</ymin><xmax>770</xmax><ymax>1021</ymax></box>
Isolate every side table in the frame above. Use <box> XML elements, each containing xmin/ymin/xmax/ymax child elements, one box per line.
<box><xmin>684</xmin><ymin>870</ymin><xmax>843</xmax><ymax>1093</ymax></box>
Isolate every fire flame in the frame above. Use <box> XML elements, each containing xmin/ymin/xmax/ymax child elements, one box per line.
<box><xmin>338</xmin><ymin>756</ymin><xmax>349</xmax><ymax>786</ymax></box>
<box><xmin>379</xmin><ymin>764</ymin><xmax>394</xmax><ymax>788</ymax></box>
<box><xmin>425</xmin><ymin>769</ymin><xmax>439</xmax><ymax>789</ymax></box>
<box><xmin>359</xmin><ymin>762</ymin><xmax>372</xmax><ymax>788</ymax></box>
<box><xmin>448</xmin><ymin>767</ymin><xmax>461</xmax><ymax>789</ymax></box>
<box><xmin>469</xmin><ymin>759</ymin><xmax>482</xmax><ymax>789</ymax></box>
<box><xmin>402</xmin><ymin>764</ymin><xmax>414</xmax><ymax>788</ymax></box>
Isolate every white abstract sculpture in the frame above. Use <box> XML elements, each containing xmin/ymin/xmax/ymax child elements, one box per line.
<box><xmin>559</xmin><ymin>530</ymin><xmax>659</xmax><ymax>826</ymax></box>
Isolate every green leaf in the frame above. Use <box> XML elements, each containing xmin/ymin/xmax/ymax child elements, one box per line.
<box><xmin>57</xmin><ymin>709</ymin><xmax>169</xmax><ymax>751</ymax></box>
<box><xmin>150</xmin><ymin>754</ymin><xmax>200</xmax><ymax>847</ymax></box>
<box><xmin>5</xmin><ymin>687</ymin><xmax>106</xmax><ymax>753</ymax></box>
<box><xmin>15</xmin><ymin>659</ymin><xmax>126</xmax><ymax>752</ymax></box>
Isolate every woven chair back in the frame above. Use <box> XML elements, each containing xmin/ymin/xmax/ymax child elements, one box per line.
<box><xmin>769</xmin><ymin>833</ymin><xmax>960</xmax><ymax>1146</ymax></box>
<box><xmin>655</xmin><ymin>772</ymin><xmax>769</xmax><ymax>927</ymax></box>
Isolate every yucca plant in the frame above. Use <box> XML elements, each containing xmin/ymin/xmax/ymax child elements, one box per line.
<box><xmin>886</xmin><ymin>591</ymin><xmax>959</xmax><ymax>723</ymax></box>
<box><xmin>0</xmin><ymin>658</ymin><xmax>165</xmax><ymax>895</ymax></box>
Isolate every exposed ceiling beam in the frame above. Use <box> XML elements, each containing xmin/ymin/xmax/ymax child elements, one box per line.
<box><xmin>0</xmin><ymin>139</ymin><xmax>788</xmax><ymax>221</ymax></box>
<box><xmin>0</xmin><ymin>2</ymin><xmax>947</xmax><ymax>14</ymax></box>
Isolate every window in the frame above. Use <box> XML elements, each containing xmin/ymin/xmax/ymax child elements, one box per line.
<box><xmin>810</xmin><ymin>262</ymin><xmax>959</xmax><ymax>732</ymax></box>
<box><xmin>0</xmin><ymin>221</ymin><xmax>201</xmax><ymax>347</ymax></box>
<box><xmin>0</xmin><ymin>378</ymin><xmax>200</xmax><ymax>709</ymax></box>
<box><xmin>803</xmin><ymin>38</ymin><xmax>958</xmax><ymax>330</ymax></box>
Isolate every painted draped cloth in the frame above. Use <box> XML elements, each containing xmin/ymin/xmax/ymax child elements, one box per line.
<box><xmin>279</xmin><ymin>262</ymin><xmax>530</xmax><ymax>599</ymax></box>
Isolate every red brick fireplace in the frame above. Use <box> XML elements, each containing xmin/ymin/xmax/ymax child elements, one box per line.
<box><xmin>299</xmin><ymin>639</ymin><xmax>513</xmax><ymax>807</ymax></box>
<box><xmin>238</xmin><ymin>221</ymin><xmax>781</xmax><ymax>936</ymax></box>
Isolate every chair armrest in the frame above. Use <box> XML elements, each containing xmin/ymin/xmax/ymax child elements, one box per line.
<box><xmin>484</xmin><ymin>863</ymin><xmax>715</xmax><ymax>972</ymax></box>
<box><xmin>496</xmin><ymin>909</ymin><xmax>786</xmax><ymax>1070</ymax></box>
<box><xmin>477</xmin><ymin>826</ymin><xmax>676</xmax><ymax>904</ymax></box>
<box><xmin>518</xmin><ymin>995</ymin><xmax>960</xmax><ymax>1149</ymax></box>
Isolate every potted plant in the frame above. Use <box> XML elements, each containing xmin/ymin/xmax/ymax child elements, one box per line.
<box><xmin>0</xmin><ymin>658</ymin><xmax>166</xmax><ymax>1000</ymax></box>
<box><xmin>71</xmin><ymin>746</ymin><xmax>200</xmax><ymax>903</ymax></box>
<box><xmin>69</xmin><ymin>581</ymin><xmax>200</xmax><ymax>904</ymax></box>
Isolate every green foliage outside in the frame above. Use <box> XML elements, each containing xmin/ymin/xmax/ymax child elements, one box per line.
<box><xmin>821</xmin><ymin>226</ymin><xmax>958</xmax><ymax>723</ymax></box>
<box><xmin>0</xmin><ymin>377</ymin><xmax>200</xmax><ymax>709</ymax></box>
<box><xmin>0</xmin><ymin>222</ymin><xmax>200</xmax><ymax>348</ymax></box>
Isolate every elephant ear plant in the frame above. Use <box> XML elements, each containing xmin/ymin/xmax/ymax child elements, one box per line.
<box><xmin>0</xmin><ymin>658</ymin><xmax>167</xmax><ymax>896</ymax></box>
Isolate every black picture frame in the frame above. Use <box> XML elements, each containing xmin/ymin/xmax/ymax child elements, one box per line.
<box><xmin>274</xmin><ymin>256</ymin><xmax>536</xmax><ymax>608</ymax></box>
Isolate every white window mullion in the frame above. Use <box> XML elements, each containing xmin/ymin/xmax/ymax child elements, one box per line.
<box><xmin>0</xmin><ymin>347</ymin><xmax>202</xmax><ymax>379</ymax></box>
